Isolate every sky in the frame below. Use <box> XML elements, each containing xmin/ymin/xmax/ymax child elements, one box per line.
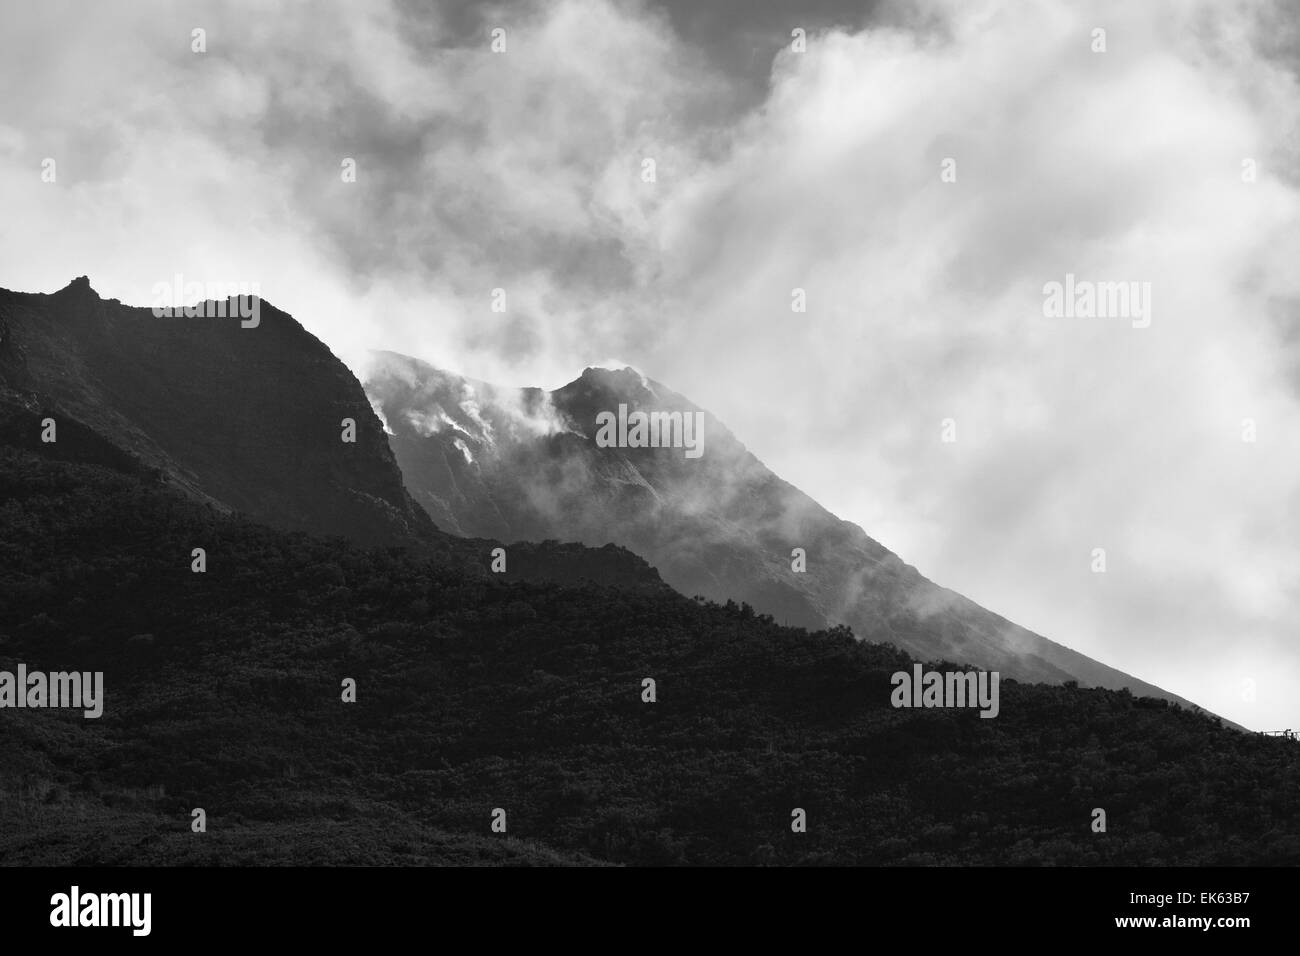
<box><xmin>2</xmin><ymin>0</ymin><xmax>1298</xmax><ymax>730</ymax></box>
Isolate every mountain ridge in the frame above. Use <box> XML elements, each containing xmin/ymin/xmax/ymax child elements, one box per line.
<box><xmin>0</xmin><ymin>278</ymin><xmax>666</xmax><ymax>591</ymax></box>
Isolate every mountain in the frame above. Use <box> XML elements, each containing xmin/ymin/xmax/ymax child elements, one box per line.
<box><xmin>364</xmin><ymin>351</ymin><xmax>1220</xmax><ymax>718</ymax></box>
<box><xmin>0</xmin><ymin>275</ymin><xmax>1233</xmax><ymax>719</ymax></box>
<box><xmin>0</xmin><ymin>278</ymin><xmax>662</xmax><ymax>589</ymax></box>
<box><xmin>0</xmin><ymin>280</ymin><xmax>1287</xmax><ymax>866</ymax></box>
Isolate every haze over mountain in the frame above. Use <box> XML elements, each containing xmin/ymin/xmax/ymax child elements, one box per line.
<box><xmin>364</xmin><ymin>350</ymin><xmax>1226</xmax><ymax>721</ymax></box>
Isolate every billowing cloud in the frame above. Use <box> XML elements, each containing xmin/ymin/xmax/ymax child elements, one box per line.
<box><xmin>1</xmin><ymin>0</ymin><xmax>1297</xmax><ymax>728</ymax></box>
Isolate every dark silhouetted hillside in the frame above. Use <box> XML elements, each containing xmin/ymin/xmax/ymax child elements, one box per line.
<box><xmin>1</xmin><ymin>446</ymin><xmax>1294</xmax><ymax>866</ymax></box>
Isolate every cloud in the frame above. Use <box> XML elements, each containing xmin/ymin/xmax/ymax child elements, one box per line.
<box><xmin>639</xmin><ymin>0</ymin><xmax>1300</xmax><ymax>731</ymax></box>
<box><xmin>1</xmin><ymin>0</ymin><xmax>1298</xmax><ymax>729</ymax></box>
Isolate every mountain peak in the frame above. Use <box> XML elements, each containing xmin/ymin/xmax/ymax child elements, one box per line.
<box><xmin>572</xmin><ymin>365</ymin><xmax>663</xmax><ymax>405</ymax></box>
<box><xmin>57</xmin><ymin>275</ymin><xmax>96</xmax><ymax>296</ymax></box>
<box><xmin>580</xmin><ymin>364</ymin><xmax>645</xmax><ymax>382</ymax></box>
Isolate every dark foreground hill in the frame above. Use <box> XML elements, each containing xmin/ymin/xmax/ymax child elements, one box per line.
<box><xmin>1</xmin><ymin>446</ymin><xmax>1296</xmax><ymax>865</ymax></box>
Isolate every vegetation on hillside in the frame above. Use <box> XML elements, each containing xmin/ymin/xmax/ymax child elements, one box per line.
<box><xmin>1</xmin><ymin>448</ymin><xmax>1297</xmax><ymax>865</ymax></box>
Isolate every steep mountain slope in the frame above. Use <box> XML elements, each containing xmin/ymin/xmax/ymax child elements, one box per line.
<box><xmin>365</xmin><ymin>352</ymin><xmax>1215</xmax><ymax>716</ymax></box>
